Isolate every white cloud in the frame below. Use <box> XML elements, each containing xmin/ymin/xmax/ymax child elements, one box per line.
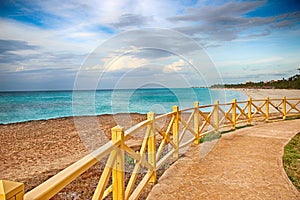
<box><xmin>0</xmin><ymin>18</ymin><xmax>96</xmax><ymax>53</ymax></box>
<box><xmin>104</xmin><ymin>55</ymin><xmax>148</xmax><ymax>71</ymax></box>
<box><xmin>15</xmin><ymin>66</ymin><xmax>25</xmax><ymax>72</ymax></box>
<box><xmin>248</xmin><ymin>56</ymin><xmax>284</xmax><ymax>65</ymax></box>
<box><xmin>31</xmin><ymin>0</ymin><xmax>180</xmax><ymax>29</ymax></box>
<box><xmin>163</xmin><ymin>59</ymin><xmax>185</xmax><ymax>73</ymax></box>
<box><xmin>81</xmin><ymin>54</ymin><xmax>149</xmax><ymax>72</ymax></box>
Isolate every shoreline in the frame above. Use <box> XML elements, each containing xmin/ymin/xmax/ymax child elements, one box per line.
<box><xmin>0</xmin><ymin>112</ymin><xmax>148</xmax><ymax>126</ymax></box>
<box><xmin>0</xmin><ymin>87</ymin><xmax>244</xmax><ymax>125</ymax></box>
<box><xmin>236</xmin><ymin>88</ymin><xmax>300</xmax><ymax>99</ymax></box>
<box><xmin>2</xmin><ymin>88</ymin><xmax>299</xmax><ymax>125</ymax></box>
<box><xmin>213</xmin><ymin>88</ymin><xmax>300</xmax><ymax>99</ymax></box>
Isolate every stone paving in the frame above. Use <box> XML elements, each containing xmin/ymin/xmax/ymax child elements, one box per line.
<box><xmin>147</xmin><ymin>119</ymin><xmax>300</xmax><ymax>200</ymax></box>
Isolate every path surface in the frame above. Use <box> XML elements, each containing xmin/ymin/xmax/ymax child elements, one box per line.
<box><xmin>147</xmin><ymin>119</ymin><xmax>300</xmax><ymax>200</ymax></box>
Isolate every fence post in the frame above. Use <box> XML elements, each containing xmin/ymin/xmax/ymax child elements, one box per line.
<box><xmin>283</xmin><ymin>96</ymin><xmax>287</xmax><ymax>120</ymax></box>
<box><xmin>111</xmin><ymin>126</ymin><xmax>125</xmax><ymax>200</ymax></box>
<box><xmin>172</xmin><ymin>105</ymin><xmax>179</xmax><ymax>159</ymax></box>
<box><xmin>266</xmin><ymin>96</ymin><xmax>269</xmax><ymax>122</ymax></box>
<box><xmin>147</xmin><ymin>112</ymin><xmax>156</xmax><ymax>184</ymax></box>
<box><xmin>0</xmin><ymin>180</ymin><xmax>24</xmax><ymax>200</ymax></box>
<box><xmin>232</xmin><ymin>99</ymin><xmax>237</xmax><ymax>129</ymax></box>
<box><xmin>247</xmin><ymin>98</ymin><xmax>252</xmax><ymax>125</ymax></box>
<box><xmin>214</xmin><ymin>100</ymin><xmax>219</xmax><ymax>134</ymax></box>
<box><xmin>194</xmin><ymin>102</ymin><xmax>199</xmax><ymax>144</ymax></box>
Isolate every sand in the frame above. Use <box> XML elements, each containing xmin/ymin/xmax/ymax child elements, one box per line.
<box><xmin>237</xmin><ymin>88</ymin><xmax>300</xmax><ymax>99</ymax></box>
<box><xmin>0</xmin><ymin>114</ymin><xmax>147</xmax><ymax>199</ymax></box>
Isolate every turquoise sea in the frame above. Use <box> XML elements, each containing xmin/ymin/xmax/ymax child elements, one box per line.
<box><xmin>0</xmin><ymin>88</ymin><xmax>247</xmax><ymax>124</ymax></box>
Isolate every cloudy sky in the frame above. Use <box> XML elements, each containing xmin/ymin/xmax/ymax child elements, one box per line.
<box><xmin>0</xmin><ymin>0</ymin><xmax>300</xmax><ymax>91</ymax></box>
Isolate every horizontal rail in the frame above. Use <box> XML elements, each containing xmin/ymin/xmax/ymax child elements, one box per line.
<box><xmin>124</xmin><ymin>120</ymin><xmax>150</xmax><ymax>138</ymax></box>
<box><xmin>155</xmin><ymin>111</ymin><xmax>174</xmax><ymax>120</ymax></box>
<box><xmin>235</xmin><ymin>100</ymin><xmax>249</xmax><ymax>104</ymax></box>
<box><xmin>219</xmin><ymin>102</ymin><xmax>235</xmax><ymax>106</ymax></box>
<box><xmin>24</xmin><ymin>142</ymin><xmax>117</xmax><ymax>200</ymax></box>
<box><xmin>156</xmin><ymin>149</ymin><xmax>175</xmax><ymax>169</ymax></box>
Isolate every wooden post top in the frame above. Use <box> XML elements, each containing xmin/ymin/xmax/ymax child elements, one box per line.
<box><xmin>0</xmin><ymin>180</ymin><xmax>24</xmax><ymax>200</ymax></box>
<box><xmin>172</xmin><ymin>105</ymin><xmax>179</xmax><ymax>111</ymax></box>
<box><xmin>147</xmin><ymin>112</ymin><xmax>155</xmax><ymax>120</ymax></box>
<box><xmin>111</xmin><ymin>125</ymin><xmax>124</xmax><ymax>132</ymax></box>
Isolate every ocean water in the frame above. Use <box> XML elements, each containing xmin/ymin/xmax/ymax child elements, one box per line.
<box><xmin>0</xmin><ymin>88</ymin><xmax>247</xmax><ymax>124</ymax></box>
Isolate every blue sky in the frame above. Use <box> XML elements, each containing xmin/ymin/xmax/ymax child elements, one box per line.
<box><xmin>0</xmin><ymin>0</ymin><xmax>299</xmax><ymax>91</ymax></box>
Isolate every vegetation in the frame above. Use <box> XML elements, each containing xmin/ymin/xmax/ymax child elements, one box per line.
<box><xmin>220</xmin><ymin>125</ymin><xmax>253</xmax><ymax>135</ymax></box>
<box><xmin>211</xmin><ymin>74</ymin><xmax>300</xmax><ymax>89</ymax></box>
<box><xmin>200</xmin><ymin>131</ymin><xmax>221</xmax><ymax>143</ymax></box>
<box><xmin>283</xmin><ymin>133</ymin><xmax>300</xmax><ymax>191</ymax></box>
<box><xmin>200</xmin><ymin>125</ymin><xmax>253</xmax><ymax>143</ymax></box>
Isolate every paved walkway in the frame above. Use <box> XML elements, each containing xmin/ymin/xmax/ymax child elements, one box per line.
<box><xmin>147</xmin><ymin>119</ymin><xmax>300</xmax><ymax>200</ymax></box>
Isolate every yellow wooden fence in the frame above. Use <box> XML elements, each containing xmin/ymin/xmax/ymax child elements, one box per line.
<box><xmin>1</xmin><ymin>97</ymin><xmax>299</xmax><ymax>200</ymax></box>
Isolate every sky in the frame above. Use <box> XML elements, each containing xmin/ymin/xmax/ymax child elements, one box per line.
<box><xmin>0</xmin><ymin>0</ymin><xmax>300</xmax><ymax>91</ymax></box>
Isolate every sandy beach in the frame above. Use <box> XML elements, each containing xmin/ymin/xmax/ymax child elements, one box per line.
<box><xmin>0</xmin><ymin>114</ymin><xmax>147</xmax><ymax>199</ymax></box>
<box><xmin>237</xmin><ymin>88</ymin><xmax>300</xmax><ymax>99</ymax></box>
<box><xmin>0</xmin><ymin>88</ymin><xmax>299</xmax><ymax>199</ymax></box>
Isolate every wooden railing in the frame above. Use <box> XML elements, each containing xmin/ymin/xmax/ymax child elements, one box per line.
<box><xmin>1</xmin><ymin>97</ymin><xmax>300</xmax><ymax>200</ymax></box>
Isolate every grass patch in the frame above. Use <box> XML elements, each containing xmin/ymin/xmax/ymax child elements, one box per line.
<box><xmin>200</xmin><ymin>132</ymin><xmax>221</xmax><ymax>143</ymax></box>
<box><xmin>285</xmin><ymin>115</ymin><xmax>300</xmax><ymax>121</ymax></box>
<box><xmin>200</xmin><ymin>125</ymin><xmax>253</xmax><ymax>143</ymax></box>
<box><xmin>220</xmin><ymin>129</ymin><xmax>233</xmax><ymax>134</ymax></box>
<box><xmin>283</xmin><ymin>132</ymin><xmax>300</xmax><ymax>191</ymax></box>
<box><xmin>236</xmin><ymin>124</ymin><xmax>253</xmax><ymax>129</ymax></box>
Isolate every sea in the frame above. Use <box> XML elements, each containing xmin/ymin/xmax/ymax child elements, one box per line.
<box><xmin>0</xmin><ymin>88</ymin><xmax>247</xmax><ymax>124</ymax></box>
